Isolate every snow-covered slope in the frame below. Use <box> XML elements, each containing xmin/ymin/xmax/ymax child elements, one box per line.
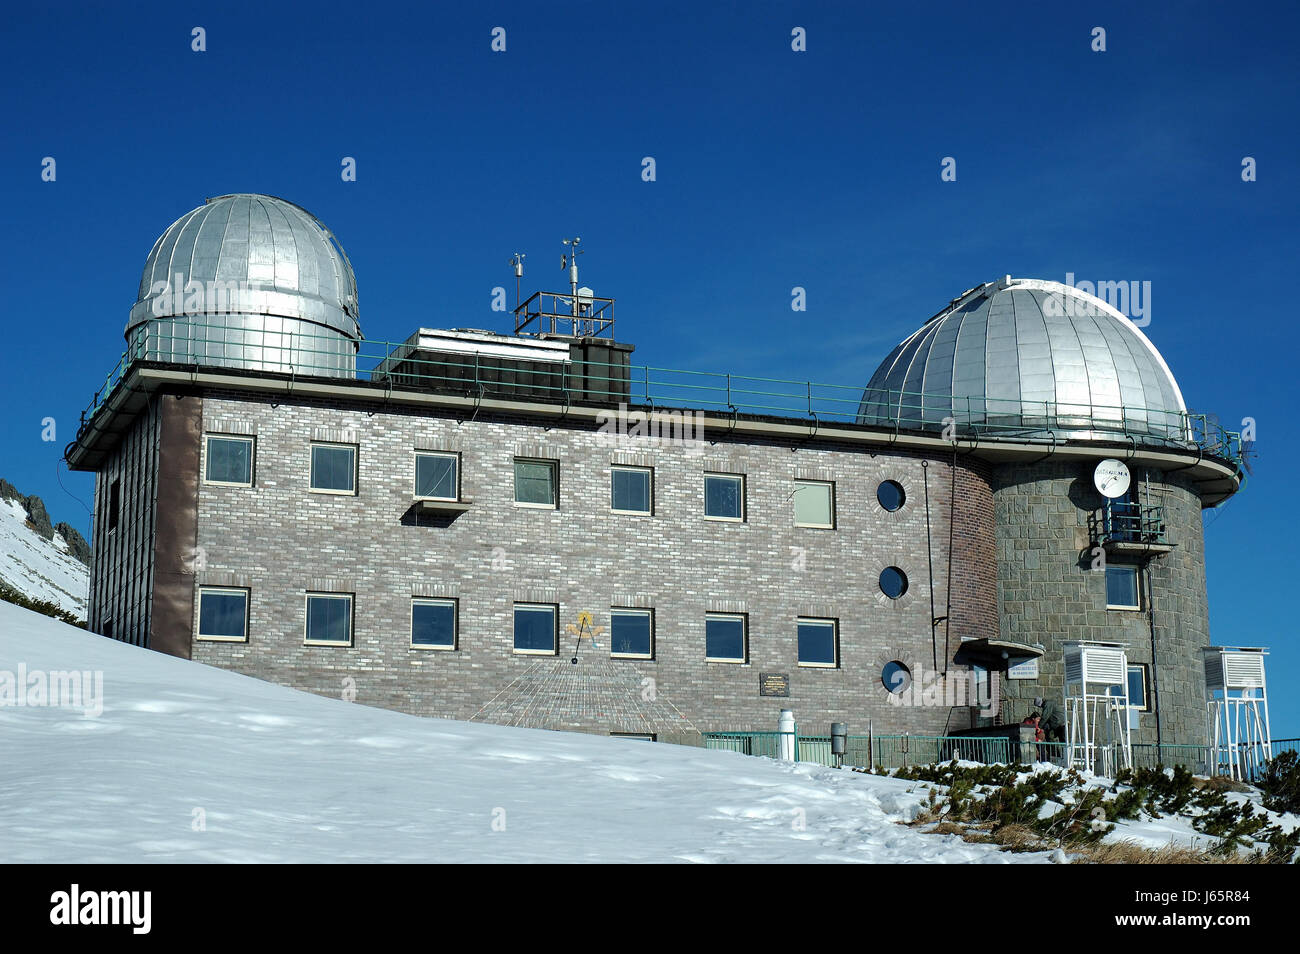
<box><xmin>0</xmin><ymin>498</ymin><xmax>88</xmax><ymax>619</ymax></box>
<box><xmin>0</xmin><ymin>602</ymin><xmax>1046</xmax><ymax>864</ymax></box>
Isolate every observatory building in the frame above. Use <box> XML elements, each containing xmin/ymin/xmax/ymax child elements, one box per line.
<box><xmin>66</xmin><ymin>194</ymin><xmax>1246</xmax><ymax>749</ymax></box>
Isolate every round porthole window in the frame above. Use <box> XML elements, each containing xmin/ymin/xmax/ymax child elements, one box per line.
<box><xmin>881</xmin><ymin>660</ymin><xmax>912</xmax><ymax>694</ymax></box>
<box><xmin>880</xmin><ymin>566</ymin><xmax>909</xmax><ymax>599</ymax></box>
<box><xmin>877</xmin><ymin>480</ymin><xmax>906</xmax><ymax>512</ymax></box>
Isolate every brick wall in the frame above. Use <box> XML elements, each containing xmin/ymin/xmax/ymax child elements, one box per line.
<box><xmin>187</xmin><ymin>389</ymin><xmax>1000</xmax><ymax>738</ymax></box>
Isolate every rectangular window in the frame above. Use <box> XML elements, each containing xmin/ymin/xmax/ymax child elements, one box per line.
<box><xmin>1105</xmin><ymin>565</ymin><xmax>1141</xmax><ymax>610</ymax></box>
<box><xmin>704</xmin><ymin>473</ymin><xmax>744</xmax><ymax>521</ymax></box>
<box><xmin>797</xmin><ymin>617</ymin><xmax>838</xmax><ymax>668</ymax></box>
<box><xmin>204</xmin><ymin>435</ymin><xmax>254</xmax><ymax>486</ymax></box>
<box><xmin>513</xmin><ymin>603</ymin><xmax>558</xmax><ymax>654</ymax></box>
<box><xmin>305</xmin><ymin>593</ymin><xmax>353</xmax><ymax>645</ymax></box>
<box><xmin>705</xmin><ymin>613</ymin><xmax>747</xmax><ymax>663</ymax></box>
<box><xmin>107</xmin><ymin>478</ymin><xmax>120</xmax><ymax>533</ymax></box>
<box><xmin>411</xmin><ymin>597</ymin><xmax>457</xmax><ymax>650</ymax></box>
<box><xmin>610</xmin><ymin>608</ymin><xmax>653</xmax><ymax>658</ymax></box>
<box><xmin>1110</xmin><ymin>663</ymin><xmax>1151</xmax><ymax>711</ymax></box>
<box><xmin>794</xmin><ymin>480</ymin><xmax>834</xmax><ymax>528</ymax></box>
<box><xmin>414</xmin><ymin>452</ymin><xmax>459</xmax><ymax>500</ymax></box>
<box><xmin>310</xmin><ymin>443</ymin><xmax>357</xmax><ymax>494</ymax></box>
<box><xmin>197</xmin><ymin>587</ymin><xmax>249</xmax><ymax>641</ymax></box>
<box><xmin>611</xmin><ymin>466</ymin><xmax>652</xmax><ymax>514</ymax></box>
<box><xmin>514</xmin><ymin>459</ymin><xmax>558</xmax><ymax>508</ymax></box>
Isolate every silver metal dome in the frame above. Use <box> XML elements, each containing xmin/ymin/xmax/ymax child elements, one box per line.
<box><xmin>126</xmin><ymin>194</ymin><xmax>361</xmax><ymax>377</ymax></box>
<box><xmin>859</xmin><ymin>278</ymin><xmax>1189</xmax><ymax>444</ymax></box>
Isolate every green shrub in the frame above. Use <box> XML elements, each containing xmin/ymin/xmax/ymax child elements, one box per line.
<box><xmin>1259</xmin><ymin>750</ymin><xmax>1300</xmax><ymax>816</ymax></box>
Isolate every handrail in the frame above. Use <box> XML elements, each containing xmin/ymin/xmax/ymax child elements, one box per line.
<box><xmin>73</xmin><ymin>319</ymin><xmax>1244</xmax><ymax>468</ymax></box>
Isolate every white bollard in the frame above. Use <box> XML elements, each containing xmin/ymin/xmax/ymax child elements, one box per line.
<box><xmin>778</xmin><ymin>709</ymin><xmax>796</xmax><ymax>761</ymax></box>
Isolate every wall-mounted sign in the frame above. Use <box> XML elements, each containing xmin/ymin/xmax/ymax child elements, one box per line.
<box><xmin>1008</xmin><ymin>658</ymin><xmax>1040</xmax><ymax>680</ymax></box>
<box><xmin>759</xmin><ymin>672</ymin><xmax>790</xmax><ymax>697</ymax></box>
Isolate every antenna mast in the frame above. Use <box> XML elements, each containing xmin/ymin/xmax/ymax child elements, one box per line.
<box><xmin>509</xmin><ymin>253</ymin><xmax>525</xmax><ymax>311</ymax></box>
<box><xmin>561</xmin><ymin>236</ymin><xmax>582</xmax><ymax>317</ymax></box>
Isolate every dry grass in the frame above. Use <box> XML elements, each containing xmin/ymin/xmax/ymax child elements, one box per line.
<box><xmin>1192</xmin><ymin>775</ymin><xmax>1252</xmax><ymax>794</ymax></box>
<box><xmin>1071</xmin><ymin>840</ymin><xmax>1259</xmax><ymax>864</ymax></box>
<box><xmin>911</xmin><ymin>819</ymin><xmax>1259</xmax><ymax>863</ymax></box>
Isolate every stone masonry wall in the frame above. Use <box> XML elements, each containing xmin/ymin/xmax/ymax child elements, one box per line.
<box><xmin>992</xmin><ymin>460</ymin><xmax>1211</xmax><ymax>746</ymax></box>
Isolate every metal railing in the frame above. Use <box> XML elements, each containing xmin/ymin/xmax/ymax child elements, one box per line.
<box><xmin>75</xmin><ymin>319</ymin><xmax>1245</xmax><ymax>468</ymax></box>
<box><xmin>1097</xmin><ymin>499</ymin><xmax>1170</xmax><ymax>546</ymax></box>
<box><xmin>703</xmin><ymin>732</ymin><xmax>1300</xmax><ymax>774</ymax></box>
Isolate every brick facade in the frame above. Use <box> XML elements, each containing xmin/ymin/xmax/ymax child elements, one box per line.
<box><xmin>175</xmin><ymin>389</ymin><xmax>1000</xmax><ymax>739</ymax></box>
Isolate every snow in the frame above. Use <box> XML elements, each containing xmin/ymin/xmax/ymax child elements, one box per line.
<box><xmin>0</xmin><ymin>498</ymin><xmax>88</xmax><ymax>618</ymax></box>
<box><xmin>0</xmin><ymin>602</ymin><xmax>1048</xmax><ymax>863</ymax></box>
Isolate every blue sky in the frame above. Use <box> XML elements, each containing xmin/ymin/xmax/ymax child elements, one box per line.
<box><xmin>2</xmin><ymin>2</ymin><xmax>1296</xmax><ymax>730</ymax></box>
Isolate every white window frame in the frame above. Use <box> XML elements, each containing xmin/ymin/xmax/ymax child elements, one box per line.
<box><xmin>1116</xmin><ymin>663</ymin><xmax>1151</xmax><ymax>712</ymax></box>
<box><xmin>704</xmin><ymin>473</ymin><xmax>745</xmax><ymax>522</ymax></box>
<box><xmin>1105</xmin><ymin>564</ymin><xmax>1142</xmax><ymax>611</ymax></box>
<box><xmin>410</xmin><ymin>597</ymin><xmax>458</xmax><ymax>651</ymax></box>
<box><xmin>610</xmin><ymin>465</ymin><xmax>653</xmax><ymax>515</ymax></box>
<box><xmin>704</xmin><ymin>612</ymin><xmax>748</xmax><ymax>663</ymax></box>
<box><xmin>609</xmin><ymin>607</ymin><xmax>654</xmax><ymax>659</ymax></box>
<box><xmin>196</xmin><ymin>586</ymin><xmax>250</xmax><ymax>642</ymax></box>
<box><xmin>304</xmin><ymin>592</ymin><xmax>354</xmax><ymax>646</ymax></box>
<box><xmin>309</xmin><ymin>442</ymin><xmax>358</xmax><ymax>496</ymax></box>
<box><xmin>793</xmin><ymin>480</ymin><xmax>835</xmax><ymax>529</ymax></box>
<box><xmin>796</xmin><ymin>616</ymin><xmax>838</xmax><ymax>668</ymax></box>
<box><xmin>513</xmin><ymin>458</ymin><xmax>558</xmax><ymax>510</ymax></box>
<box><xmin>413</xmin><ymin>451</ymin><xmax>460</xmax><ymax>502</ymax></box>
<box><xmin>512</xmin><ymin>602</ymin><xmax>558</xmax><ymax>655</ymax></box>
<box><xmin>203</xmin><ymin>435</ymin><xmax>255</xmax><ymax>487</ymax></box>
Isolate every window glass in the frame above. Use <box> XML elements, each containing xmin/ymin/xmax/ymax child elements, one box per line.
<box><xmin>880</xmin><ymin>566</ymin><xmax>909</xmax><ymax>599</ymax></box>
<box><xmin>1106</xmin><ymin>566</ymin><xmax>1140</xmax><ymax>608</ymax></box>
<box><xmin>514</xmin><ymin>460</ymin><xmax>557</xmax><ymax>506</ymax></box>
<box><xmin>794</xmin><ymin>481</ymin><xmax>833</xmax><ymax>527</ymax></box>
<box><xmin>514</xmin><ymin>604</ymin><xmax>557</xmax><ymax>653</ymax></box>
<box><xmin>611</xmin><ymin>467</ymin><xmax>651</xmax><ymax>514</ymax></box>
<box><xmin>198</xmin><ymin>588</ymin><xmax>248</xmax><ymax>640</ymax></box>
<box><xmin>882</xmin><ymin>660</ymin><xmax>911</xmax><ymax>694</ymax></box>
<box><xmin>306</xmin><ymin>594</ymin><xmax>352</xmax><ymax>643</ymax></box>
<box><xmin>610</xmin><ymin>609</ymin><xmax>653</xmax><ymax>657</ymax></box>
<box><xmin>797</xmin><ymin>618</ymin><xmax>836</xmax><ymax>667</ymax></box>
<box><xmin>705</xmin><ymin>474</ymin><xmax>743</xmax><ymax>519</ymax></box>
<box><xmin>412</xmin><ymin>598</ymin><xmax>456</xmax><ymax>648</ymax></box>
<box><xmin>415</xmin><ymin>453</ymin><xmax>458</xmax><ymax>499</ymax></box>
<box><xmin>705</xmin><ymin>614</ymin><xmax>746</xmax><ymax>661</ymax></box>
<box><xmin>206</xmin><ymin>436</ymin><xmax>253</xmax><ymax>485</ymax></box>
<box><xmin>311</xmin><ymin>444</ymin><xmax>356</xmax><ymax>493</ymax></box>
<box><xmin>877</xmin><ymin>480</ymin><xmax>905</xmax><ymax>512</ymax></box>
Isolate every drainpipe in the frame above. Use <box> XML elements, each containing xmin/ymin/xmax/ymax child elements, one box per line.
<box><xmin>1146</xmin><ymin>560</ymin><xmax>1163</xmax><ymax>749</ymax></box>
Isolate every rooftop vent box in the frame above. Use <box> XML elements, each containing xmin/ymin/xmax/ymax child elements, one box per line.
<box><xmin>374</xmin><ymin>328</ymin><xmax>634</xmax><ymax>404</ymax></box>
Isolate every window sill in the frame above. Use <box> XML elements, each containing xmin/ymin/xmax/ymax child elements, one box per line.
<box><xmin>415</xmin><ymin>497</ymin><xmax>473</xmax><ymax>514</ymax></box>
<box><xmin>196</xmin><ymin>635</ymin><xmax>248</xmax><ymax>643</ymax></box>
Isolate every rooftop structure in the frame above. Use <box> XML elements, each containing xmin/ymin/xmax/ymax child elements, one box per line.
<box><xmin>126</xmin><ymin>194</ymin><xmax>361</xmax><ymax>377</ymax></box>
<box><xmin>859</xmin><ymin>277</ymin><xmax>1189</xmax><ymax>445</ymax></box>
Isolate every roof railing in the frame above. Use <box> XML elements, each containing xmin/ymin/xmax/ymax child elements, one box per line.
<box><xmin>74</xmin><ymin>319</ymin><xmax>1244</xmax><ymax>468</ymax></box>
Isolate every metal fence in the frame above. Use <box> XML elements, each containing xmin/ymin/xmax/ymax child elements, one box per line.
<box><xmin>703</xmin><ymin>732</ymin><xmax>1300</xmax><ymax>774</ymax></box>
<box><xmin>76</xmin><ymin>318</ymin><xmax>1245</xmax><ymax>468</ymax></box>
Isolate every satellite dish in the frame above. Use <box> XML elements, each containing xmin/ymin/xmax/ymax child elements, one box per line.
<box><xmin>1094</xmin><ymin>459</ymin><xmax>1131</xmax><ymax>498</ymax></box>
